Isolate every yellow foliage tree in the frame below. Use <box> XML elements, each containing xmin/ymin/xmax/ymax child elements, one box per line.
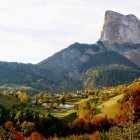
<box><xmin>16</xmin><ymin>91</ymin><xmax>23</xmax><ymax>99</ymax></box>
<box><xmin>38</xmin><ymin>99</ymin><xmax>43</xmax><ymax>105</ymax></box>
<box><xmin>15</xmin><ymin>111</ymin><xmax>21</xmax><ymax>120</ymax></box>
<box><xmin>20</xmin><ymin>93</ymin><xmax>29</xmax><ymax>103</ymax></box>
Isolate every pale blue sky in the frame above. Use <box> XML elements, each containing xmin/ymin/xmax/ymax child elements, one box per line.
<box><xmin>0</xmin><ymin>0</ymin><xmax>140</xmax><ymax>63</ymax></box>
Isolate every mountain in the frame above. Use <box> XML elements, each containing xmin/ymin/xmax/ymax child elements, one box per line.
<box><xmin>99</xmin><ymin>10</ymin><xmax>140</xmax><ymax>66</ymax></box>
<box><xmin>113</xmin><ymin>43</ymin><xmax>140</xmax><ymax>66</ymax></box>
<box><xmin>37</xmin><ymin>11</ymin><xmax>140</xmax><ymax>92</ymax></box>
<box><xmin>0</xmin><ymin>10</ymin><xmax>140</xmax><ymax>93</ymax></box>
<box><xmin>38</xmin><ymin>43</ymin><xmax>106</xmax><ymax>80</ymax></box>
<box><xmin>38</xmin><ymin>42</ymin><xmax>140</xmax><ymax>92</ymax></box>
<box><xmin>100</xmin><ymin>10</ymin><xmax>140</xmax><ymax>45</ymax></box>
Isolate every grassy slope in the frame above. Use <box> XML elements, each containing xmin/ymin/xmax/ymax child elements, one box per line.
<box><xmin>49</xmin><ymin>109</ymin><xmax>77</xmax><ymax>123</ymax></box>
<box><xmin>96</xmin><ymin>94</ymin><xmax>124</xmax><ymax>118</ymax></box>
<box><xmin>66</xmin><ymin>97</ymin><xmax>85</xmax><ymax>104</ymax></box>
<box><xmin>0</xmin><ymin>94</ymin><xmax>19</xmax><ymax>109</ymax></box>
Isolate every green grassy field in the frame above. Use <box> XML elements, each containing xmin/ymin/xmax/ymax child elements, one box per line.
<box><xmin>96</xmin><ymin>94</ymin><xmax>124</xmax><ymax>118</ymax></box>
<box><xmin>49</xmin><ymin>109</ymin><xmax>77</xmax><ymax>123</ymax></box>
<box><xmin>0</xmin><ymin>93</ymin><xmax>19</xmax><ymax>109</ymax></box>
<box><xmin>66</xmin><ymin>97</ymin><xmax>85</xmax><ymax>104</ymax></box>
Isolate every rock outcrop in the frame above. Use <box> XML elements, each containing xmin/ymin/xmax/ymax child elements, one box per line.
<box><xmin>100</xmin><ymin>10</ymin><xmax>140</xmax><ymax>45</ymax></box>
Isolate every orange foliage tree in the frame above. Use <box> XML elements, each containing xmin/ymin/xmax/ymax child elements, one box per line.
<box><xmin>26</xmin><ymin>132</ymin><xmax>46</xmax><ymax>140</ymax></box>
<box><xmin>8</xmin><ymin>131</ymin><xmax>25</xmax><ymax>140</ymax></box>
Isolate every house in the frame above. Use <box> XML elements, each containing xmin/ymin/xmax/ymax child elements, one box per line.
<box><xmin>58</xmin><ymin>104</ymin><xmax>74</xmax><ymax>109</ymax></box>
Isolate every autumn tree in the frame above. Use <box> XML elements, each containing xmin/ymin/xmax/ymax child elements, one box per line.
<box><xmin>20</xmin><ymin>121</ymin><xmax>35</xmax><ymax>136</ymax></box>
<box><xmin>20</xmin><ymin>93</ymin><xmax>29</xmax><ymax>103</ymax></box>
<box><xmin>16</xmin><ymin>91</ymin><xmax>30</xmax><ymax>103</ymax></box>
<box><xmin>78</xmin><ymin>98</ymin><xmax>96</xmax><ymax>120</ymax></box>
<box><xmin>26</xmin><ymin>132</ymin><xmax>45</xmax><ymax>140</ymax></box>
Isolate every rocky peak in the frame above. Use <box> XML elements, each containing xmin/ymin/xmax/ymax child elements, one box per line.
<box><xmin>99</xmin><ymin>10</ymin><xmax>140</xmax><ymax>45</ymax></box>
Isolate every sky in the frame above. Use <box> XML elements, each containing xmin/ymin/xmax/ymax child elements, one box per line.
<box><xmin>0</xmin><ymin>0</ymin><xmax>140</xmax><ymax>64</ymax></box>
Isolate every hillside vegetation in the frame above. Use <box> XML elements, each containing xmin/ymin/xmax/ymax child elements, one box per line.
<box><xmin>0</xmin><ymin>78</ymin><xmax>140</xmax><ymax>139</ymax></box>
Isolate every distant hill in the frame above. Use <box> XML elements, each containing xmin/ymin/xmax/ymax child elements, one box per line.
<box><xmin>83</xmin><ymin>64</ymin><xmax>140</xmax><ymax>89</ymax></box>
<box><xmin>0</xmin><ymin>62</ymin><xmax>41</xmax><ymax>84</ymax></box>
<box><xmin>0</xmin><ymin>62</ymin><xmax>50</xmax><ymax>92</ymax></box>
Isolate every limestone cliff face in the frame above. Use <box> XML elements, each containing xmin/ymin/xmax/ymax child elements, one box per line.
<box><xmin>100</xmin><ymin>10</ymin><xmax>140</xmax><ymax>45</ymax></box>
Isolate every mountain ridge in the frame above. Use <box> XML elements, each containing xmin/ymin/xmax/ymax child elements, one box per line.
<box><xmin>0</xmin><ymin>10</ymin><xmax>140</xmax><ymax>92</ymax></box>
